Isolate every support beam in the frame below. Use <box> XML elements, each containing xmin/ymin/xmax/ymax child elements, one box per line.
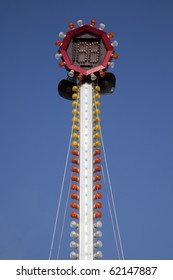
<box><xmin>79</xmin><ymin>83</ymin><xmax>93</xmax><ymax>259</ymax></box>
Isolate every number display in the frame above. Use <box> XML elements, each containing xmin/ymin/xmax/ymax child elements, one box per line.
<box><xmin>72</xmin><ymin>40</ymin><xmax>100</xmax><ymax>66</ymax></box>
<box><xmin>109</xmin><ymin>266</ymin><xmax>157</xmax><ymax>276</ymax></box>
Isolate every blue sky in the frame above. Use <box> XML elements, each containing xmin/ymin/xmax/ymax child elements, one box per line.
<box><xmin>0</xmin><ymin>0</ymin><xmax>173</xmax><ymax>260</ymax></box>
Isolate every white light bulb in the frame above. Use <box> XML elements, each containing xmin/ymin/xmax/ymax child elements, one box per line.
<box><xmin>99</xmin><ymin>23</ymin><xmax>106</xmax><ymax>30</ymax></box>
<box><xmin>70</xmin><ymin>221</ymin><xmax>79</xmax><ymax>229</ymax></box>
<box><xmin>70</xmin><ymin>251</ymin><xmax>79</xmax><ymax>259</ymax></box>
<box><xmin>94</xmin><ymin>230</ymin><xmax>102</xmax><ymax>238</ymax></box>
<box><xmin>77</xmin><ymin>20</ymin><xmax>83</xmax><ymax>27</ymax></box>
<box><xmin>94</xmin><ymin>221</ymin><xmax>102</xmax><ymax>228</ymax></box>
<box><xmin>108</xmin><ymin>61</ymin><xmax>115</xmax><ymax>68</ymax></box>
<box><xmin>91</xmin><ymin>73</ymin><xmax>97</xmax><ymax>81</ymax></box>
<box><xmin>68</xmin><ymin>70</ymin><xmax>74</xmax><ymax>78</ymax></box>
<box><xmin>55</xmin><ymin>53</ymin><xmax>62</xmax><ymax>60</ymax></box>
<box><xmin>94</xmin><ymin>251</ymin><xmax>103</xmax><ymax>259</ymax></box>
<box><xmin>70</xmin><ymin>241</ymin><xmax>79</xmax><ymax>249</ymax></box>
<box><xmin>70</xmin><ymin>231</ymin><xmax>79</xmax><ymax>239</ymax></box>
<box><xmin>111</xmin><ymin>40</ymin><xmax>118</xmax><ymax>47</ymax></box>
<box><xmin>94</xmin><ymin>240</ymin><xmax>103</xmax><ymax>248</ymax></box>
<box><xmin>59</xmin><ymin>32</ymin><xmax>66</xmax><ymax>39</ymax></box>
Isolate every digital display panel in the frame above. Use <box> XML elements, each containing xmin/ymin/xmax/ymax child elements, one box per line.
<box><xmin>72</xmin><ymin>39</ymin><xmax>100</xmax><ymax>67</ymax></box>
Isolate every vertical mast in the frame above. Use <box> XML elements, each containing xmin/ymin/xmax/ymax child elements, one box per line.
<box><xmin>56</xmin><ymin>19</ymin><xmax>118</xmax><ymax>259</ymax></box>
<box><xmin>79</xmin><ymin>83</ymin><xmax>93</xmax><ymax>259</ymax></box>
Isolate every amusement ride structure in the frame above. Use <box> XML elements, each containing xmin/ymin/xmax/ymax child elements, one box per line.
<box><xmin>49</xmin><ymin>20</ymin><xmax>124</xmax><ymax>260</ymax></box>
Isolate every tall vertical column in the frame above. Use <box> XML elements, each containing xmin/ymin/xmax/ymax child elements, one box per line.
<box><xmin>79</xmin><ymin>83</ymin><xmax>93</xmax><ymax>260</ymax></box>
<box><xmin>56</xmin><ymin>20</ymin><xmax>118</xmax><ymax>260</ymax></box>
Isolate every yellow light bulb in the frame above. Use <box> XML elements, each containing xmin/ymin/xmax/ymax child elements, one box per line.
<box><xmin>95</xmin><ymin>93</ymin><xmax>101</xmax><ymax>99</ymax></box>
<box><xmin>72</xmin><ymin>117</ymin><xmax>80</xmax><ymax>123</ymax></box>
<box><xmin>72</xmin><ymin>101</ymin><xmax>79</xmax><ymax>108</ymax></box>
<box><xmin>93</xmin><ymin>125</ymin><xmax>101</xmax><ymax>131</ymax></box>
<box><xmin>93</xmin><ymin>133</ymin><xmax>101</xmax><ymax>139</ymax></box>
<box><xmin>72</xmin><ymin>133</ymin><xmax>80</xmax><ymax>140</ymax></box>
<box><xmin>72</xmin><ymin>93</ymin><xmax>78</xmax><ymax>100</ymax></box>
<box><xmin>93</xmin><ymin>141</ymin><xmax>101</xmax><ymax>147</ymax></box>
<box><xmin>93</xmin><ymin>101</ymin><xmax>101</xmax><ymax>107</ymax></box>
<box><xmin>93</xmin><ymin>109</ymin><xmax>101</xmax><ymax>115</ymax></box>
<box><xmin>93</xmin><ymin>116</ymin><xmax>101</xmax><ymax>123</ymax></box>
<box><xmin>72</xmin><ymin>86</ymin><xmax>78</xmax><ymax>92</ymax></box>
<box><xmin>94</xmin><ymin>86</ymin><xmax>101</xmax><ymax>92</ymax></box>
<box><xmin>72</xmin><ymin>141</ymin><xmax>79</xmax><ymax>148</ymax></box>
<box><xmin>72</xmin><ymin>125</ymin><xmax>80</xmax><ymax>131</ymax></box>
<box><xmin>72</xmin><ymin>109</ymin><xmax>79</xmax><ymax>116</ymax></box>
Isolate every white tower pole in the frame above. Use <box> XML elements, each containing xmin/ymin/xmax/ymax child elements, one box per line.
<box><xmin>56</xmin><ymin>20</ymin><xmax>118</xmax><ymax>260</ymax></box>
<box><xmin>79</xmin><ymin>83</ymin><xmax>93</xmax><ymax>260</ymax></box>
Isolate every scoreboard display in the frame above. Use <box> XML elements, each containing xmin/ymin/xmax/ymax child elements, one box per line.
<box><xmin>72</xmin><ymin>39</ymin><xmax>100</xmax><ymax>67</ymax></box>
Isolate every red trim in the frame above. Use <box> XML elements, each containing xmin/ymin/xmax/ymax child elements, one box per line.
<box><xmin>60</xmin><ymin>25</ymin><xmax>114</xmax><ymax>75</ymax></box>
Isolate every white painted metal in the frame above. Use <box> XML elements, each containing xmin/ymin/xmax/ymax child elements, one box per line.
<box><xmin>79</xmin><ymin>83</ymin><xmax>93</xmax><ymax>259</ymax></box>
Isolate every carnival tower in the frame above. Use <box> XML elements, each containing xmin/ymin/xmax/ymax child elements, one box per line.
<box><xmin>54</xmin><ymin>20</ymin><xmax>120</xmax><ymax>260</ymax></box>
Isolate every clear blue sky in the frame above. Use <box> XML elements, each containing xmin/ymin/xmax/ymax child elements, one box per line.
<box><xmin>0</xmin><ymin>0</ymin><xmax>173</xmax><ymax>260</ymax></box>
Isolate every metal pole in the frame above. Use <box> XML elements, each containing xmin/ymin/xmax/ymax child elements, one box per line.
<box><xmin>79</xmin><ymin>83</ymin><xmax>93</xmax><ymax>259</ymax></box>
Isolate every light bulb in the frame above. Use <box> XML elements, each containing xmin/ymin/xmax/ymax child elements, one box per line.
<box><xmin>72</xmin><ymin>110</ymin><xmax>79</xmax><ymax>117</ymax></box>
<box><xmin>91</xmin><ymin>73</ymin><xmax>97</xmax><ymax>81</ymax></box>
<box><xmin>77</xmin><ymin>73</ymin><xmax>83</xmax><ymax>81</ymax></box>
<box><xmin>68</xmin><ymin>23</ymin><xmax>74</xmax><ymax>30</ymax></box>
<box><xmin>107</xmin><ymin>32</ymin><xmax>114</xmax><ymax>38</ymax></box>
<box><xmin>70</xmin><ymin>241</ymin><xmax>79</xmax><ymax>249</ymax></box>
<box><xmin>94</xmin><ymin>221</ymin><xmax>102</xmax><ymax>228</ymax></box>
<box><xmin>71</xmin><ymin>166</ymin><xmax>80</xmax><ymax>173</ymax></box>
<box><xmin>99</xmin><ymin>23</ymin><xmax>105</xmax><ymax>30</ymax></box>
<box><xmin>94</xmin><ymin>86</ymin><xmax>100</xmax><ymax>92</ymax></box>
<box><xmin>55</xmin><ymin>40</ymin><xmax>62</xmax><ymax>46</ymax></box>
<box><xmin>94</xmin><ymin>240</ymin><xmax>103</xmax><ymax>248</ymax></box>
<box><xmin>55</xmin><ymin>53</ymin><xmax>62</xmax><ymax>60</ymax></box>
<box><xmin>94</xmin><ymin>230</ymin><xmax>102</xmax><ymax>238</ymax></box>
<box><xmin>71</xmin><ymin>149</ymin><xmax>79</xmax><ymax>156</ymax></box>
<box><xmin>95</xmin><ymin>93</ymin><xmax>101</xmax><ymax>99</ymax></box>
<box><xmin>108</xmin><ymin>61</ymin><xmax>115</xmax><ymax>68</ymax></box>
<box><xmin>59</xmin><ymin>61</ymin><xmax>66</xmax><ymax>67</ymax></box>
<box><xmin>71</xmin><ymin>192</ymin><xmax>79</xmax><ymax>200</ymax></box>
<box><xmin>93</xmin><ymin>141</ymin><xmax>101</xmax><ymax>147</ymax></box>
<box><xmin>112</xmin><ymin>53</ymin><xmax>119</xmax><ymax>59</ymax></box>
<box><xmin>90</xmin><ymin>20</ymin><xmax>97</xmax><ymax>26</ymax></box>
<box><xmin>70</xmin><ymin>221</ymin><xmax>79</xmax><ymax>229</ymax></box>
<box><xmin>99</xmin><ymin>70</ymin><xmax>105</xmax><ymax>77</ymax></box>
<box><xmin>68</xmin><ymin>70</ymin><xmax>74</xmax><ymax>77</ymax></box>
<box><xmin>70</xmin><ymin>251</ymin><xmax>79</xmax><ymax>259</ymax></box>
<box><xmin>72</xmin><ymin>86</ymin><xmax>79</xmax><ymax>92</ymax></box>
<box><xmin>72</xmin><ymin>102</ymin><xmax>79</xmax><ymax>108</ymax></box>
<box><xmin>59</xmin><ymin>32</ymin><xmax>66</xmax><ymax>39</ymax></box>
<box><xmin>71</xmin><ymin>158</ymin><xmax>79</xmax><ymax>165</ymax></box>
<box><xmin>93</xmin><ymin>100</ymin><xmax>101</xmax><ymax>107</ymax></box>
<box><xmin>111</xmin><ymin>40</ymin><xmax>118</xmax><ymax>47</ymax></box>
<box><xmin>71</xmin><ymin>175</ymin><xmax>79</xmax><ymax>183</ymax></box>
<box><xmin>77</xmin><ymin>20</ymin><xmax>83</xmax><ymax>27</ymax></box>
<box><xmin>93</xmin><ymin>133</ymin><xmax>101</xmax><ymax>139</ymax></box>
<box><xmin>70</xmin><ymin>231</ymin><xmax>79</xmax><ymax>239</ymax></box>
<box><xmin>94</xmin><ymin>251</ymin><xmax>103</xmax><ymax>259</ymax></box>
